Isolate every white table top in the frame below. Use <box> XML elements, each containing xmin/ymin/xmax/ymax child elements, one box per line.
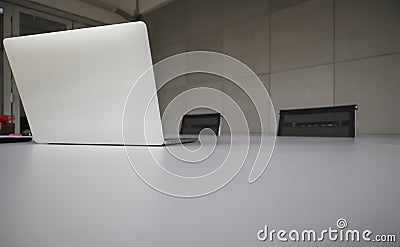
<box><xmin>0</xmin><ymin>135</ymin><xmax>399</xmax><ymax>246</ymax></box>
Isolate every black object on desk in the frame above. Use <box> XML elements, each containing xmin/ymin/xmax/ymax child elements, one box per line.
<box><xmin>180</xmin><ymin>113</ymin><xmax>221</xmax><ymax>136</ymax></box>
<box><xmin>0</xmin><ymin>136</ymin><xmax>33</xmax><ymax>143</ymax></box>
<box><xmin>278</xmin><ymin>105</ymin><xmax>358</xmax><ymax>137</ymax></box>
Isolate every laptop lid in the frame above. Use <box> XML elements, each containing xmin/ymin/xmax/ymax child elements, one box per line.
<box><xmin>4</xmin><ymin>22</ymin><xmax>164</xmax><ymax>145</ymax></box>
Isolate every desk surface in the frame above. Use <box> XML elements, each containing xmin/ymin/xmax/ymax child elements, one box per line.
<box><xmin>0</xmin><ymin>136</ymin><xmax>399</xmax><ymax>246</ymax></box>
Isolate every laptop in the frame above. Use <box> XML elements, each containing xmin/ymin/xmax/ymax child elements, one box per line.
<box><xmin>3</xmin><ymin>22</ymin><xmax>196</xmax><ymax>145</ymax></box>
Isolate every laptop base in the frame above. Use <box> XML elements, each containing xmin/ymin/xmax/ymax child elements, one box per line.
<box><xmin>163</xmin><ymin>138</ymin><xmax>197</xmax><ymax>145</ymax></box>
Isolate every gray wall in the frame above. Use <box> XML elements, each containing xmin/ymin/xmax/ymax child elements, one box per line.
<box><xmin>144</xmin><ymin>0</ymin><xmax>400</xmax><ymax>135</ymax></box>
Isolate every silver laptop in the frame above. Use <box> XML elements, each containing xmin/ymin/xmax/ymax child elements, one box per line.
<box><xmin>4</xmin><ymin>22</ymin><xmax>196</xmax><ymax>145</ymax></box>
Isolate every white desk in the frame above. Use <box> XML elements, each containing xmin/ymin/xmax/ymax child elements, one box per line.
<box><xmin>0</xmin><ymin>136</ymin><xmax>399</xmax><ymax>246</ymax></box>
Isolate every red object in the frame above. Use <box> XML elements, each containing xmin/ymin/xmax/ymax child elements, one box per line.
<box><xmin>9</xmin><ymin>133</ymin><xmax>22</xmax><ymax>136</ymax></box>
<box><xmin>0</xmin><ymin>115</ymin><xmax>14</xmax><ymax>127</ymax></box>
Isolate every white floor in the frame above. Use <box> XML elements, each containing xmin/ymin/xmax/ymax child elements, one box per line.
<box><xmin>0</xmin><ymin>135</ymin><xmax>399</xmax><ymax>246</ymax></box>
